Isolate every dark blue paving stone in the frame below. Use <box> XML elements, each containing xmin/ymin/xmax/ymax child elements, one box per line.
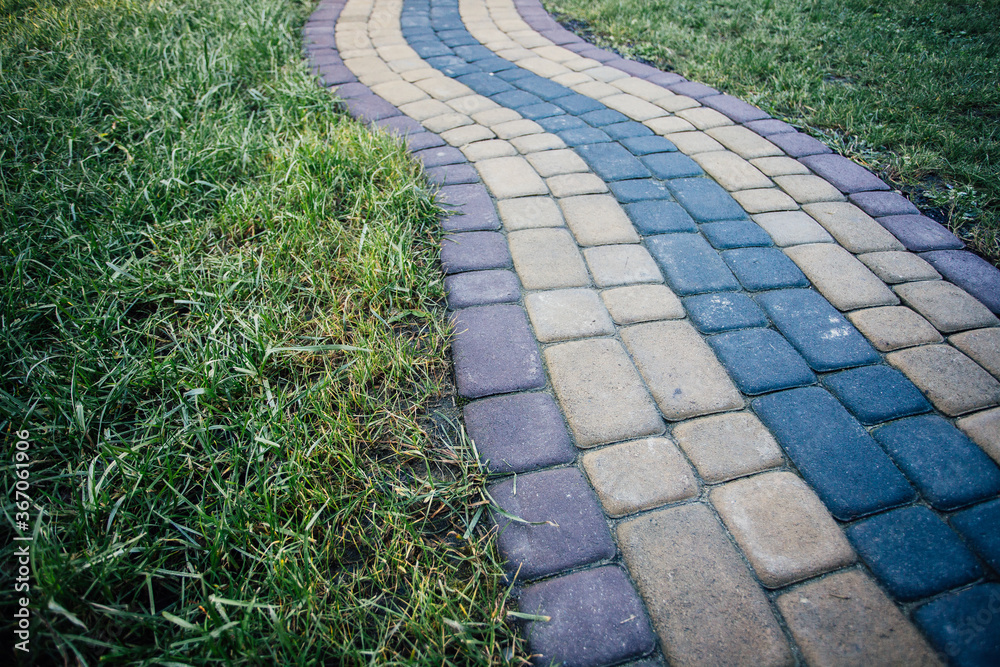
<box><xmin>489</xmin><ymin>467</ymin><xmax>616</xmax><ymax>581</ymax></box>
<box><xmin>646</xmin><ymin>234</ymin><xmax>740</xmax><ymax>295</ymax></box>
<box><xmin>848</xmin><ymin>191</ymin><xmax>920</xmax><ymax>217</ymax></box>
<box><xmin>950</xmin><ymin>500</ymin><xmax>1000</xmax><ymax>574</ymax></box>
<box><xmin>920</xmin><ymin>250</ymin><xmax>1000</xmax><ymax>314</ymax></box>
<box><xmin>437</xmin><ymin>183</ymin><xmax>500</xmax><ymax>232</ymax></box>
<box><xmin>666</xmin><ymin>80</ymin><xmax>719</xmax><ymax>99</ymax></box>
<box><xmin>344</xmin><ymin>95</ymin><xmax>400</xmax><ymax>123</ymax></box>
<box><xmin>667</xmin><ymin>178</ymin><xmax>748</xmax><ymax>221</ymax></box>
<box><xmin>683</xmin><ymin>292</ymin><xmax>770</xmax><ymax>333</ymax></box>
<box><xmin>766</xmin><ymin>132</ymin><xmax>832</xmax><ymax>157</ymax></box>
<box><xmin>620</xmin><ymin>135</ymin><xmax>678</xmax><ymax>156</ymax></box>
<box><xmin>439</xmin><ymin>33</ymin><xmax>477</xmax><ymax>47</ymax></box>
<box><xmin>553</xmin><ymin>94</ymin><xmax>605</xmax><ymax>114</ymax></box>
<box><xmin>374</xmin><ymin>115</ymin><xmax>425</xmax><ymax>137</ymax></box>
<box><xmin>519</xmin><ymin>103</ymin><xmax>566</xmax><ymax>120</ymax></box>
<box><xmin>624</xmin><ymin>201</ymin><xmax>696</xmax><ymax>234</ymax></box>
<box><xmin>700</xmin><ymin>220</ymin><xmax>773</xmax><ymax>249</ymax></box>
<box><xmin>518</xmin><ymin>566</ymin><xmax>656</xmax><ymax>667</ymax></box>
<box><xmin>425</xmin><ymin>55</ymin><xmax>470</xmax><ymax>71</ymax></box>
<box><xmin>496</xmin><ymin>67</ymin><xmax>534</xmax><ymax>82</ymax></box>
<box><xmin>701</xmin><ymin>94</ymin><xmax>770</xmax><ymax>122</ymax></box>
<box><xmin>414</xmin><ymin>145</ymin><xmax>465</xmax><ymax>168</ymax></box>
<box><xmin>456</xmin><ymin>72</ymin><xmax>514</xmax><ymax>95</ymax></box>
<box><xmin>404</xmin><ymin>130</ymin><xmax>446</xmax><ymax>152</ymax></box>
<box><xmin>441</xmin><ymin>60</ymin><xmax>488</xmax><ymax>77</ymax></box>
<box><xmin>722</xmin><ymin>247</ymin><xmax>810</xmax><ymax>291</ymax></box>
<box><xmin>640</xmin><ymin>153</ymin><xmax>704</xmax><ymax>180</ymax></box>
<box><xmin>451</xmin><ymin>305</ymin><xmax>545</xmax><ymax>399</ymax></box>
<box><xmin>743</xmin><ymin>118</ymin><xmax>796</xmax><ymax>136</ymax></box>
<box><xmin>425</xmin><ymin>163</ymin><xmax>479</xmax><ymax>185</ymax></box>
<box><xmin>577</xmin><ymin>143</ymin><xmax>651</xmax><ymax>182</ymax></box>
<box><xmin>757</xmin><ymin>289</ymin><xmax>881</xmax><ymax>371</ymax></box>
<box><xmin>878</xmin><ymin>214</ymin><xmax>965</xmax><ymax>252</ymax></box>
<box><xmin>709</xmin><ymin>328</ymin><xmax>815</xmax><ymax>395</ymax></box>
<box><xmin>493</xmin><ymin>90</ymin><xmax>544</xmax><ymax>109</ymax></box>
<box><xmin>516</xmin><ymin>76</ymin><xmax>573</xmax><ymax>101</ymax></box>
<box><xmin>445</xmin><ymin>269</ymin><xmax>520</xmax><ymax>309</ymax></box>
<box><xmin>413</xmin><ymin>42</ymin><xmax>452</xmax><ymax>58</ymax></box>
<box><xmin>557</xmin><ymin>127</ymin><xmax>612</xmax><ymax>146</ymax></box>
<box><xmin>914</xmin><ymin>584</ymin><xmax>1000</xmax><ymax>667</ymax></box>
<box><xmin>609</xmin><ymin>180</ymin><xmax>673</xmax><ymax>204</ymax></box>
<box><xmin>824</xmin><ymin>365</ymin><xmax>931</xmax><ymax>425</ymax></box>
<box><xmin>463</xmin><ymin>393</ymin><xmax>575</xmax><ymax>474</ymax></box>
<box><xmin>846</xmin><ymin>506</ymin><xmax>982</xmax><ymax>603</ymax></box>
<box><xmin>536</xmin><ymin>115</ymin><xmax>586</xmax><ymax>132</ymax></box>
<box><xmin>753</xmin><ymin>386</ymin><xmax>917</xmax><ymax>520</ymax></box>
<box><xmin>872</xmin><ymin>415</ymin><xmax>1000</xmax><ymax>511</ymax></box>
<box><xmin>579</xmin><ymin>108</ymin><xmax>630</xmax><ymax>127</ymax></box>
<box><xmin>440</xmin><ymin>231</ymin><xmax>511</xmax><ymax>274</ymax></box>
<box><xmin>604</xmin><ymin>122</ymin><xmax>654</xmax><ymax>140</ymax></box>
<box><xmin>799</xmin><ymin>154</ymin><xmax>890</xmax><ymax>193</ymax></box>
<box><xmin>330</xmin><ymin>82</ymin><xmax>370</xmax><ymax>99</ymax></box>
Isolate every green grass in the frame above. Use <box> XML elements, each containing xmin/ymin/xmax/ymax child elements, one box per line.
<box><xmin>0</xmin><ymin>0</ymin><xmax>523</xmax><ymax>662</ymax></box>
<box><xmin>544</xmin><ymin>0</ymin><xmax>1000</xmax><ymax>264</ymax></box>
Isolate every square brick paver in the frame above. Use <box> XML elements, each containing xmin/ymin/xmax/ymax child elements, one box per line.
<box><xmin>673</xmin><ymin>412</ymin><xmax>784</xmax><ymax>483</ymax></box>
<box><xmin>600</xmin><ymin>285</ymin><xmax>685</xmax><ymax>324</ymax></box>
<box><xmin>706</xmin><ymin>125</ymin><xmax>783</xmax><ymax>158</ymax></box>
<box><xmin>559</xmin><ymin>195</ymin><xmax>640</xmax><ymax>246</ymax></box>
<box><xmin>950</xmin><ymin>327</ymin><xmax>1000</xmax><ymax>378</ymax></box>
<box><xmin>498</xmin><ymin>196</ymin><xmax>565</xmax><ymax>230</ymax></box>
<box><xmin>476</xmin><ymin>156</ymin><xmax>549</xmax><ymax>198</ymax></box>
<box><xmin>802</xmin><ymin>202</ymin><xmax>904</xmax><ymax>253</ymax></box>
<box><xmin>752</xmin><ymin>211</ymin><xmax>834</xmax><ymax>247</ymax></box>
<box><xmin>894</xmin><ymin>280</ymin><xmax>999</xmax><ymax>333</ymax></box>
<box><xmin>785</xmin><ymin>243</ymin><xmax>898</xmax><ymax>311</ymax></box>
<box><xmin>583</xmin><ymin>245</ymin><xmax>663</xmax><ymax>287</ymax></box>
<box><xmin>847</xmin><ymin>306</ymin><xmax>943</xmax><ymax>352</ymax></box>
<box><xmin>463</xmin><ymin>393</ymin><xmax>575</xmax><ymax>474</ymax></box>
<box><xmin>508</xmin><ymin>228</ymin><xmax>590</xmax><ymax>290</ymax></box>
<box><xmin>887</xmin><ymin>344</ymin><xmax>1000</xmax><ymax>416</ymax></box>
<box><xmin>857</xmin><ymin>250</ymin><xmax>941</xmax><ymax>284</ymax></box>
<box><xmin>525</xmin><ymin>288</ymin><xmax>615</xmax><ymax>342</ymax></box>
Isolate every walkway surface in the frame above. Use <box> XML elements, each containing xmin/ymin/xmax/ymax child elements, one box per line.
<box><xmin>303</xmin><ymin>0</ymin><xmax>1000</xmax><ymax>664</ymax></box>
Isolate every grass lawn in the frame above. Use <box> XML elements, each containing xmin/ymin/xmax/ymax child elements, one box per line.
<box><xmin>0</xmin><ymin>0</ymin><xmax>521</xmax><ymax>662</ymax></box>
<box><xmin>544</xmin><ymin>0</ymin><xmax>1000</xmax><ymax>265</ymax></box>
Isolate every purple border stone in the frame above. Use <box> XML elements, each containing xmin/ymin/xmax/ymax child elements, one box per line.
<box><xmin>438</xmin><ymin>183</ymin><xmax>501</xmax><ymax>232</ymax></box>
<box><xmin>426</xmin><ymin>163</ymin><xmax>480</xmax><ymax>185</ymax></box>
<box><xmin>451</xmin><ymin>305</ymin><xmax>545</xmax><ymax>398</ymax></box>
<box><xmin>440</xmin><ymin>231</ymin><xmax>512</xmax><ymax>274</ymax></box>
<box><xmin>318</xmin><ymin>64</ymin><xmax>356</xmax><ymax>87</ymax></box>
<box><xmin>375</xmin><ymin>115</ymin><xmax>424</xmax><ymax>137</ymax></box>
<box><xmin>877</xmin><ymin>215</ymin><xmax>964</xmax><ymax>252</ymax></box>
<box><xmin>445</xmin><ymin>269</ymin><xmax>520</xmax><ymax>309</ymax></box>
<box><xmin>463</xmin><ymin>393</ymin><xmax>575</xmax><ymax>473</ymax></box>
<box><xmin>743</xmin><ymin>118</ymin><xmax>796</xmax><ymax>135</ymax></box>
<box><xmin>849</xmin><ymin>191</ymin><xmax>919</xmax><ymax>217</ymax></box>
<box><xmin>344</xmin><ymin>95</ymin><xmax>400</xmax><ymax>123</ymax></box>
<box><xmin>701</xmin><ymin>94</ymin><xmax>770</xmax><ymax>122</ymax></box>
<box><xmin>767</xmin><ymin>132</ymin><xmax>831</xmax><ymax>157</ymax></box>
<box><xmin>666</xmin><ymin>81</ymin><xmax>719</xmax><ymax>99</ymax></box>
<box><xmin>799</xmin><ymin>154</ymin><xmax>889</xmax><ymax>193</ymax></box>
<box><xmin>919</xmin><ymin>250</ymin><xmax>1000</xmax><ymax>314</ymax></box>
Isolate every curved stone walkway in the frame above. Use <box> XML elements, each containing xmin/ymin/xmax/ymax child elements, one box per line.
<box><xmin>303</xmin><ymin>0</ymin><xmax>1000</xmax><ymax>664</ymax></box>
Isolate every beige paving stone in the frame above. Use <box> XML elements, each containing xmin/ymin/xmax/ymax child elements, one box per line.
<box><xmin>476</xmin><ymin>156</ymin><xmax>548</xmax><ymax>199</ymax></box>
<box><xmin>621</xmin><ymin>320</ymin><xmax>744</xmax><ymax>421</ymax></box>
<box><xmin>583</xmin><ymin>245</ymin><xmax>663</xmax><ymax>287</ymax></box>
<box><xmin>525</xmin><ymin>288</ymin><xmax>615</xmax><ymax>342</ymax></box>
<box><xmin>493</xmin><ymin>119</ymin><xmax>543</xmax><ymax>140</ymax></box>
<box><xmin>546</xmin><ymin>173</ymin><xmax>608</xmax><ymax>198</ymax></box>
<box><xmin>692</xmin><ymin>152</ymin><xmax>773</xmax><ymax>191</ymax></box>
<box><xmin>376</xmin><ymin>45</ymin><xmax>413</xmax><ymax>62</ymax></box>
<box><xmin>440</xmin><ymin>125</ymin><xmax>496</xmax><ymax>147</ymax></box>
<box><xmin>461</xmin><ymin>139</ymin><xmax>518</xmax><ymax>161</ymax></box>
<box><xmin>894</xmin><ymin>280</ymin><xmax>1000</xmax><ymax>333</ymax></box>
<box><xmin>533</xmin><ymin>45</ymin><xmax>575</xmax><ymax>62</ymax></box>
<box><xmin>711</xmin><ymin>472</ymin><xmax>856</xmax><ymax>588</ymax></box>
<box><xmin>413</xmin><ymin>76</ymin><xmax>469</xmax><ymax>101</ymax></box>
<box><xmin>559</xmin><ymin>195</ymin><xmax>640</xmax><ymax>246</ymax></box>
<box><xmin>610</xmin><ymin>77</ymin><xmax>672</xmax><ymax>100</ymax></box>
<box><xmin>802</xmin><ymin>202</ymin><xmax>906</xmax><ymax>253</ymax></box>
<box><xmin>471</xmin><ymin>107</ymin><xmax>521</xmax><ymax>126</ymax></box>
<box><xmin>422</xmin><ymin>112</ymin><xmax>474</xmax><ymax>134</ymax></box>
<box><xmin>357</xmin><ymin>69</ymin><xmax>401</xmax><ymax>87</ymax></box>
<box><xmin>586</xmin><ymin>65</ymin><xmax>630</xmax><ymax>82</ymax></box>
<box><xmin>571</xmin><ymin>80</ymin><xmax>621</xmax><ymax>99</ymax></box>
<box><xmin>618</xmin><ymin>504</ymin><xmax>794</xmax><ymax>667</ymax></box>
<box><xmin>773</xmin><ymin>174</ymin><xmax>846</xmax><ymax>204</ymax></box>
<box><xmin>887</xmin><ymin>344</ymin><xmax>1000</xmax><ymax>416</ymax></box>
<box><xmin>732</xmin><ymin>188</ymin><xmax>799</xmax><ymax>213</ymax></box>
<box><xmin>654</xmin><ymin>94</ymin><xmax>701</xmax><ymax>113</ymax></box>
<box><xmin>550</xmin><ymin>71</ymin><xmax>592</xmax><ymax>87</ymax></box>
<box><xmin>665</xmin><ymin>131</ymin><xmax>726</xmax><ymax>154</ymax></box>
<box><xmin>511</xmin><ymin>133</ymin><xmax>566</xmax><ymax>153</ymax></box>
<box><xmin>673</xmin><ymin>412</ymin><xmax>783</xmax><ymax>483</ymax></box>
<box><xmin>600</xmin><ymin>285</ymin><xmax>685</xmax><ymax>324</ymax></box>
<box><xmin>370</xmin><ymin>80</ymin><xmax>429</xmax><ymax>106</ymax></box>
<box><xmin>848</xmin><ymin>306</ymin><xmax>944</xmax><ymax>352</ymax></box>
<box><xmin>785</xmin><ymin>244</ymin><xmax>899</xmax><ymax>311</ymax></box>
<box><xmin>777</xmin><ymin>570</ymin><xmax>943</xmax><ymax>666</ymax></box>
<box><xmin>601</xmin><ymin>94</ymin><xmax>667</xmax><ymax>121</ymax></box>
<box><xmin>583</xmin><ymin>438</ymin><xmax>698</xmax><ymax>517</ymax></box>
<box><xmin>751</xmin><ymin>156</ymin><xmax>812</xmax><ymax>177</ymax></box>
<box><xmin>519</xmin><ymin>57</ymin><xmax>568</xmax><ymax>78</ymax></box>
<box><xmin>858</xmin><ymin>251</ymin><xmax>941</xmax><ymax>284</ymax></box>
<box><xmin>497</xmin><ymin>196</ymin><xmax>564</xmax><ymax>231</ymax></box>
<box><xmin>508</xmin><ymin>228</ymin><xmax>589</xmax><ymax>290</ymax></box>
<box><xmin>545</xmin><ymin>339</ymin><xmax>664</xmax><ymax>447</ymax></box>
<box><xmin>400</xmin><ymin>67</ymin><xmax>440</xmax><ymax>83</ymax></box>
<box><xmin>447</xmin><ymin>94</ymin><xmax>501</xmax><ymax>117</ymax></box>
<box><xmin>706</xmin><ymin>126</ymin><xmax>784</xmax><ymax>159</ymax></box>
<box><xmin>957</xmin><ymin>408</ymin><xmax>1000</xmax><ymax>465</ymax></box>
<box><xmin>526</xmin><ymin>149</ymin><xmax>589</xmax><ymax>177</ymax></box>
<box><xmin>676</xmin><ymin>107</ymin><xmax>734</xmax><ymax>130</ymax></box>
<box><xmin>950</xmin><ymin>328</ymin><xmax>1000</xmax><ymax>378</ymax></box>
<box><xmin>644</xmin><ymin>117</ymin><xmax>696</xmax><ymax>134</ymax></box>
<box><xmin>398</xmin><ymin>99</ymin><xmax>454</xmax><ymax>122</ymax></box>
<box><xmin>563</xmin><ymin>57</ymin><xmax>601</xmax><ymax>72</ymax></box>
<box><xmin>752</xmin><ymin>211</ymin><xmax>834</xmax><ymax>247</ymax></box>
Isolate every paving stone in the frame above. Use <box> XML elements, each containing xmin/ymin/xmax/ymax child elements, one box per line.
<box><xmin>489</xmin><ymin>467</ymin><xmax>616</xmax><ymax>581</ymax></box>
<box><xmin>583</xmin><ymin>245</ymin><xmax>663</xmax><ymax>287</ymax></box>
<box><xmin>667</xmin><ymin>178</ymin><xmax>748</xmax><ymax>221</ymax></box>
<box><xmin>722</xmin><ymin>247</ymin><xmax>810</xmax><ymax>291</ymax></box>
<box><xmin>553</xmin><ymin>93</ymin><xmax>605</xmax><ymax>114</ymax></box>
<box><xmin>545</xmin><ymin>338</ymin><xmax>663</xmax><ymax>447</ymax></box>
<box><xmin>375</xmin><ymin>114</ymin><xmax>426</xmax><ymax>137</ymax></box>
<box><xmin>664</xmin><ymin>130</ymin><xmax>725</xmax><ymax>154</ymax></box>
<box><xmin>621</xmin><ymin>320</ymin><xmax>744</xmax><ymax>420</ymax></box>
<box><xmin>887</xmin><ymin>344</ymin><xmax>1000</xmax><ymax>416</ymax></box>
<box><xmin>440</xmin><ymin>231</ymin><xmax>511</xmax><ymax>274</ymax></box>
<box><xmin>445</xmin><ymin>269</ymin><xmax>520</xmax><ymax>309</ymax></box>
<box><xmin>895</xmin><ymin>280</ymin><xmax>999</xmax><ymax>333</ymax></box>
<box><xmin>608</xmin><ymin>179</ymin><xmax>674</xmax><ymax>203</ymax></box>
<box><xmin>824</xmin><ymin>365</ymin><xmax>931</xmax><ymax>425</ymax></box>
<box><xmin>950</xmin><ymin>327</ymin><xmax>1000</xmax><ymax>378</ymax></box>
<box><xmin>463</xmin><ymin>392</ymin><xmax>574</xmax><ymax>474</ymax></box>
<box><xmin>620</xmin><ymin>135</ymin><xmax>678</xmax><ymax>156</ymax></box>
<box><xmin>579</xmin><ymin>108</ymin><xmax>630</xmax><ymax>127</ymax></box>
<box><xmin>957</xmin><ymin>407</ymin><xmax>1000</xmax><ymax>465</ymax></box>
<box><xmin>757</xmin><ymin>289</ymin><xmax>882</xmax><ymax>371</ymax></box>
<box><xmin>400</xmin><ymin>98</ymin><xmax>455</xmax><ymax>121</ymax></box>
<box><xmin>643</xmin><ymin>116</ymin><xmax>696</xmax><ymax>134</ymax></box>
<box><xmin>559</xmin><ymin>195</ymin><xmax>640</xmax><ymax>246</ymax></box>
<box><xmin>950</xmin><ymin>499</ymin><xmax>1000</xmax><ymax>574</ymax></box>
<box><xmin>765</xmin><ymin>131</ymin><xmax>832</xmax><ymax>158</ymax></box>
<box><xmin>692</xmin><ymin>152</ymin><xmax>773</xmax><ymax>191</ymax></box>
<box><xmin>675</xmin><ymin>107</ymin><xmax>734</xmax><ymax>130</ymax></box>
<box><xmin>456</xmin><ymin>72</ymin><xmax>514</xmax><ymax>96</ymax></box>
<box><xmin>600</xmin><ymin>284</ymin><xmax>685</xmax><ymax>325</ymax></box>
<box><xmin>711</xmin><ymin>471</ymin><xmax>855</xmax><ymax>588</ymax></box>
<box><xmin>684</xmin><ymin>292</ymin><xmax>769</xmax><ymax>333</ymax></box>
<box><xmin>525</xmin><ymin>148</ymin><xmax>588</xmax><ymax>177</ymax></box>
<box><xmin>800</xmin><ymin>201</ymin><xmax>904</xmax><ymax>253</ymax></box>
<box><xmin>471</xmin><ymin>108</ymin><xmax>522</xmax><ymax>127</ymax></box>
<box><xmin>750</xmin><ymin>156</ymin><xmax>812</xmax><ymax>177</ymax></box>
<box><xmin>701</xmin><ymin>94</ymin><xmax>770</xmax><ymax>123</ymax></box>
<box><xmin>699</xmin><ymin>220</ymin><xmax>773</xmax><ymax>249</ymax></box>
<box><xmin>438</xmin><ymin>183</ymin><xmax>501</xmax><ymax>232</ymax></box>
<box><xmin>873</xmin><ymin>414</ymin><xmax>1000</xmax><ymax>510</ymax></box>
<box><xmin>913</xmin><ymin>584</ymin><xmax>1000</xmax><ymax>666</ymax></box>
<box><xmin>705</xmin><ymin>126</ymin><xmax>783</xmax><ymax>159</ymax></box>
<box><xmin>849</xmin><ymin>190</ymin><xmax>921</xmax><ymax>217</ymax></box>
<box><xmin>666</xmin><ymin>80</ymin><xmax>719</xmax><ymax>99</ymax></box>
<box><xmin>605</xmin><ymin>121</ymin><xmax>654</xmax><ymax>140</ymax></box>
<box><xmin>753</xmin><ymin>386</ymin><xmax>916</xmax><ymax>520</ymax></box>
<box><xmin>601</xmin><ymin>94</ymin><xmax>667</xmax><ymax>122</ymax></box>
<box><xmin>493</xmin><ymin>119</ymin><xmax>544</xmax><ymax>140</ymax></box>
<box><xmin>405</xmin><ymin>129</ymin><xmax>447</xmax><ymax>152</ymax></box>
<box><xmin>497</xmin><ymin>196</ymin><xmax>564</xmax><ymax>231</ymax></box>
<box><xmin>623</xmin><ymin>201</ymin><xmax>697</xmax><ymax>235</ymax></box>
<box><xmin>731</xmin><ymin>188</ymin><xmax>799</xmax><ymax>214</ymax></box>
<box><xmin>709</xmin><ymin>328</ymin><xmax>816</xmax><ymax>395</ymax></box>
<box><xmin>646</xmin><ymin>234</ymin><xmax>740</xmax><ymax>295</ymax></box>
<box><xmin>462</xmin><ymin>138</ymin><xmax>519</xmax><ymax>161</ymax></box>
<box><xmin>332</xmin><ymin>81</ymin><xmax>375</xmax><ymax>99</ymax></box>
<box><xmin>784</xmin><ymin>244</ymin><xmax>899</xmax><ymax>311</ymax></box>
<box><xmin>772</xmin><ymin>174</ymin><xmax>845</xmax><ymax>204</ymax></box>
<box><xmin>423</xmin><ymin>112</ymin><xmax>474</xmax><ymax>134</ymax></box>
<box><xmin>799</xmin><ymin>154</ymin><xmax>890</xmax><ymax>193</ymax></box>
<box><xmin>476</xmin><ymin>156</ymin><xmax>549</xmax><ymax>198</ymax></box>
<box><xmin>425</xmin><ymin>162</ymin><xmax>480</xmax><ymax>185</ymax></box>
<box><xmin>451</xmin><ymin>305</ymin><xmax>545</xmax><ymax>399</ymax></box>
<box><xmin>878</xmin><ymin>214</ymin><xmax>965</xmax><ymax>252</ymax></box>
<box><xmin>546</xmin><ymin>173</ymin><xmax>608</xmax><ymax>197</ymax></box>
<box><xmin>519</xmin><ymin>101</ymin><xmax>568</xmax><ymax>120</ymax></box>
<box><xmin>847</xmin><ymin>306</ymin><xmax>943</xmax><ymax>352</ymax></box>
<box><xmin>572</xmin><ymin>80</ymin><xmax>621</xmax><ymax>98</ymax></box>
<box><xmin>846</xmin><ymin>505</ymin><xmax>982</xmax><ymax>603</ymax></box>
<box><xmin>440</xmin><ymin>124</ymin><xmax>496</xmax><ymax>146</ymax></box>
<box><xmin>673</xmin><ymin>412</ymin><xmax>783</xmax><ymax>483</ymax></box>
<box><xmin>319</xmin><ymin>64</ymin><xmax>357</xmax><ymax>87</ymax></box>
<box><xmin>511</xmin><ymin>132</ymin><xmax>570</xmax><ymax>153</ymax></box>
<box><xmin>617</xmin><ymin>504</ymin><xmax>793</xmax><ymax>667</ymax></box>
<box><xmin>743</xmin><ymin>118</ymin><xmax>796</xmax><ymax>135</ymax></box>
<box><xmin>776</xmin><ymin>570</ymin><xmax>942</xmax><ymax>667</ymax></box>
<box><xmin>857</xmin><ymin>251</ymin><xmax>941</xmax><ymax>284</ymax></box>
<box><xmin>525</xmin><ymin>288</ymin><xmax>615</xmax><ymax>342</ymax></box>
<box><xmin>415</xmin><ymin>75</ymin><xmax>473</xmax><ymax>101</ymax></box>
<box><xmin>492</xmin><ymin>90</ymin><xmax>545</xmax><ymax>111</ymax></box>
<box><xmin>517</xmin><ymin>566</ymin><xmax>656</xmax><ymax>667</ymax></box>
<box><xmin>344</xmin><ymin>94</ymin><xmax>402</xmax><ymax>122</ymax></box>
<box><xmin>575</xmin><ymin>142</ymin><xmax>651</xmax><ymax>181</ymax></box>
<box><xmin>583</xmin><ymin>437</ymin><xmax>698</xmax><ymax>517</ymax></box>
<box><xmin>508</xmin><ymin>228</ymin><xmax>589</xmax><ymax>290</ymax></box>
<box><xmin>639</xmin><ymin>152</ymin><xmax>704</xmax><ymax>180</ymax></box>
<box><xmin>752</xmin><ymin>211</ymin><xmax>834</xmax><ymax>246</ymax></box>
<box><xmin>370</xmin><ymin>80</ymin><xmax>429</xmax><ymax>106</ymax></box>
<box><xmin>920</xmin><ymin>249</ymin><xmax>1000</xmax><ymax>314</ymax></box>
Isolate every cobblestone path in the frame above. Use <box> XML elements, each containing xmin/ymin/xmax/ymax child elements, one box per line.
<box><xmin>303</xmin><ymin>0</ymin><xmax>1000</xmax><ymax>664</ymax></box>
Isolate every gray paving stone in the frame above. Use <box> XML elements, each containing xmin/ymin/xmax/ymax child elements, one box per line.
<box><xmin>894</xmin><ymin>280</ymin><xmax>999</xmax><ymax>333</ymax></box>
<box><xmin>559</xmin><ymin>195</ymin><xmax>640</xmax><ymax>246</ymax></box>
<box><xmin>445</xmin><ymin>269</ymin><xmax>520</xmax><ymax>309</ymax></box>
<box><xmin>887</xmin><ymin>344</ymin><xmax>1000</xmax><ymax>416</ymax></box>
<box><xmin>701</xmin><ymin>94</ymin><xmax>770</xmax><ymax>123</ymax></box>
<box><xmin>600</xmin><ymin>285</ymin><xmax>685</xmax><ymax>324</ymax></box>
<box><xmin>525</xmin><ymin>148</ymin><xmax>589</xmax><ymax>177</ymax></box>
<box><xmin>546</xmin><ymin>172</ymin><xmax>608</xmax><ymax>197</ymax></box>
<box><xmin>773</xmin><ymin>174</ymin><xmax>846</xmax><ymax>203</ymax></box>
<box><xmin>451</xmin><ymin>305</ymin><xmax>545</xmax><ymax>399</ymax></box>
<box><xmin>673</xmin><ymin>412</ymin><xmax>784</xmax><ymax>483</ymax></box>
<box><xmin>857</xmin><ymin>251</ymin><xmax>941</xmax><ymax>284</ymax></box>
<box><xmin>692</xmin><ymin>151</ymin><xmax>773</xmax><ymax>191</ymax></box>
<box><xmin>684</xmin><ymin>292</ymin><xmax>769</xmax><ymax>333</ymax></box>
<box><xmin>576</xmin><ymin>142</ymin><xmax>652</xmax><ymax>181</ymax></box>
<box><xmin>752</xmin><ymin>211</ymin><xmax>834</xmax><ymax>247</ymax></box>
<box><xmin>731</xmin><ymin>188</ymin><xmax>799</xmax><ymax>214</ymax></box>
<box><xmin>498</xmin><ymin>196</ymin><xmax>565</xmax><ymax>231</ymax></box>
<box><xmin>463</xmin><ymin>393</ymin><xmax>575</xmax><ymax>474</ymax></box>
<box><xmin>784</xmin><ymin>244</ymin><xmax>899</xmax><ymax>311</ymax></box>
<box><xmin>666</xmin><ymin>177</ymin><xmax>748</xmax><ymax>221</ymax></box>
<box><xmin>722</xmin><ymin>247</ymin><xmax>810</xmax><ymax>291</ymax></box>
<box><xmin>646</xmin><ymin>234</ymin><xmax>740</xmax><ymax>295</ymax></box>
<box><xmin>440</xmin><ymin>231</ymin><xmax>512</xmax><ymax>274</ymax></box>
<box><xmin>525</xmin><ymin>288</ymin><xmax>615</xmax><ymax>342</ymax></box>
<box><xmin>920</xmin><ymin>250</ymin><xmax>1000</xmax><ymax>314</ymax></box>
<box><xmin>766</xmin><ymin>131</ymin><xmax>832</xmax><ymax>157</ymax></box>
<box><xmin>799</xmin><ymin>154</ymin><xmax>890</xmax><ymax>193</ymax></box>
<box><xmin>508</xmin><ymin>228</ymin><xmax>590</xmax><ymax>290</ymax></box>
<box><xmin>699</xmin><ymin>220</ymin><xmax>773</xmax><ymax>249</ymax></box>
<box><xmin>847</xmin><ymin>306</ymin><xmax>944</xmax><ymax>352</ymax></box>
<box><xmin>583</xmin><ymin>245</ymin><xmax>663</xmax><ymax>287</ymax></box>
<box><xmin>878</xmin><ymin>214</ymin><xmax>965</xmax><ymax>252</ymax></box>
